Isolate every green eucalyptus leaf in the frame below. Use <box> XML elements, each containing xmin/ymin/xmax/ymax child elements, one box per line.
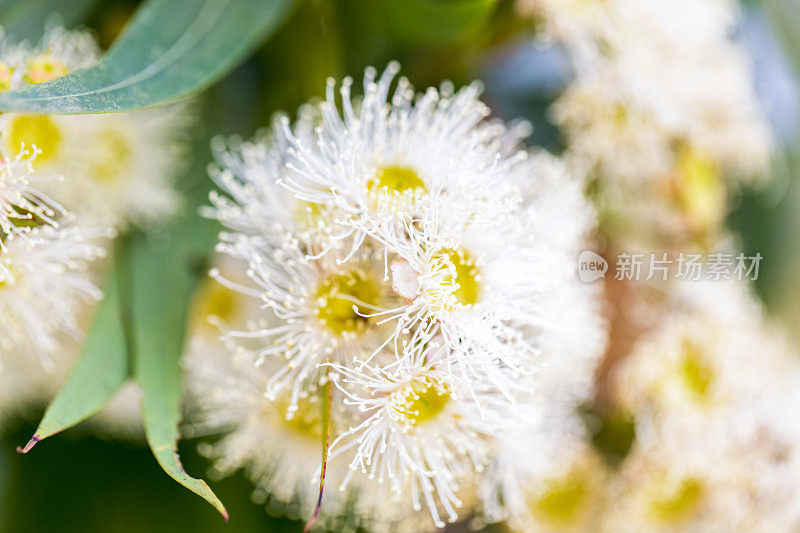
<box><xmin>129</xmin><ymin>169</ymin><xmax>223</xmax><ymax>517</ymax></box>
<box><xmin>0</xmin><ymin>0</ymin><xmax>100</xmax><ymax>43</ymax></box>
<box><xmin>382</xmin><ymin>0</ymin><xmax>498</xmax><ymax>47</ymax></box>
<box><xmin>0</xmin><ymin>0</ymin><xmax>293</xmax><ymax>113</ymax></box>
<box><xmin>17</xmin><ymin>253</ymin><xmax>129</xmax><ymax>454</ymax></box>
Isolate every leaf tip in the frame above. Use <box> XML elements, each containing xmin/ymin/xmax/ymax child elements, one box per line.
<box><xmin>16</xmin><ymin>435</ymin><xmax>41</xmax><ymax>454</ymax></box>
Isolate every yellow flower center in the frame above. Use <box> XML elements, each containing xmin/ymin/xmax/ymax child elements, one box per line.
<box><xmin>393</xmin><ymin>375</ymin><xmax>450</xmax><ymax>426</ymax></box>
<box><xmin>530</xmin><ymin>468</ymin><xmax>589</xmax><ymax>526</ymax></box>
<box><xmin>0</xmin><ymin>61</ymin><xmax>12</xmax><ymax>92</ymax></box>
<box><xmin>6</xmin><ymin>114</ymin><xmax>62</xmax><ymax>165</ymax></box>
<box><xmin>192</xmin><ymin>281</ymin><xmax>239</xmax><ymax>328</ymax></box>
<box><xmin>673</xmin><ymin>148</ymin><xmax>724</xmax><ymax>233</ymax></box>
<box><xmin>428</xmin><ymin>247</ymin><xmax>481</xmax><ymax>309</ymax></box>
<box><xmin>90</xmin><ymin>128</ymin><xmax>133</xmax><ymax>182</ymax></box>
<box><xmin>679</xmin><ymin>341</ymin><xmax>713</xmax><ymax>402</ymax></box>
<box><xmin>648</xmin><ymin>477</ymin><xmax>704</xmax><ymax>524</ymax></box>
<box><xmin>367</xmin><ymin>166</ymin><xmax>427</xmax><ymax>212</ymax></box>
<box><xmin>314</xmin><ymin>270</ymin><xmax>380</xmax><ymax>336</ymax></box>
<box><xmin>269</xmin><ymin>396</ymin><xmax>326</xmax><ymax>442</ymax></box>
<box><xmin>0</xmin><ymin>264</ymin><xmax>20</xmax><ymax>289</ymax></box>
<box><xmin>25</xmin><ymin>55</ymin><xmax>68</xmax><ymax>84</ymax></box>
<box><xmin>281</xmin><ymin>400</ymin><xmax>324</xmax><ymax>440</ymax></box>
<box><xmin>293</xmin><ymin>200</ymin><xmax>327</xmax><ymax>230</ymax></box>
<box><xmin>370</xmin><ymin>166</ymin><xmax>426</xmax><ymax>193</ymax></box>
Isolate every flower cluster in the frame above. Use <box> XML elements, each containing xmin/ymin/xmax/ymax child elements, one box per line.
<box><xmin>0</xmin><ymin>26</ymin><xmax>190</xmax><ymax>427</ymax></box>
<box><xmin>185</xmin><ymin>64</ymin><xmax>606</xmax><ymax>530</ymax></box>
<box><xmin>526</xmin><ymin>0</ymin><xmax>773</xmax><ymax>247</ymax></box>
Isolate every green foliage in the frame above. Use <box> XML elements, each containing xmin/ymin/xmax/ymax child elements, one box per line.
<box><xmin>129</xmin><ymin>225</ymin><xmax>225</xmax><ymax>518</ymax></box>
<box><xmin>382</xmin><ymin>0</ymin><xmax>498</xmax><ymax>47</ymax></box>
<box><xmin>126</xmin><ymin>124</ymin><xmax>224</xmax><ymax>516</ymax></box>
<box><xmin>0</xmin><ymin>0</ymin><xmax>100</xmax><ymax>42</ymax></box>
<box><xmin>0</xmin><ymin>0</ymin><xmax>293</xmax><ymax>113</ymax></box>
<box><xmin>16</xmin><ymin>254</ymin><xmax>129</xmax><ymax>453</ymax></box>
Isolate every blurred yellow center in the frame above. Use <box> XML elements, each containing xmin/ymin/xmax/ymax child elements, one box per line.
<box><xmin>7</xmin><ymin>114</ymin><xmax>62</xmax><ymax>165</ymax></box>
<box><xmin>673</xmin><ymin>149</ymin><xmax>724</xmax><ymax>231</ymax></box>
<box><xmin>314</xmin><ymin>270</ymin><xmax>380</xmax><ymax>335</ymax></box>
<box><xmin>679</xmin><ymin>341</ymin><xmax>713</xmax><ymax>401</ymax></box>
<box><xmin>394</xmin><ymin>376</ymin><xmax>450</xmax><ymax>426</ymax></box>
<box><xmin>91</xmin><ymin>128</ymin><xmax>132</xmax><ymax>182</ymax></box>
<box><xmin>0</xmin><ymin>61</ymin><xmax>12</xmax><ymax>92</ymax></box>
<box><xmin>279</xmin><ymin>399</ymin><xmax>324</xmax><ymax>440</ymax></box>
<box><xmin>648</xmin><ymin>477</ymin><xmax>704</xmax><ymax>524</ymax></box>
<box><xmin>530</xmin><ymin>468</ymin><xmax>589</xmax><ymax>526</ymax></box>
<box><xmin>0</xmin><ymin>264</ymin><xmax>20</xmax><ymax>289</ymax></box>
<box><xmin>193</xmin><ymin>281</ymin><xmax>238</xmax><ymax>327</ymax></box>
<box><xmin>25</xmin><ymin>55</ymin><xmax>68</xmax><ymax>84</ymax></box>
<box><xmin>293</xmin><ymin>200</ymin><xmax>326</xmax><ymax>229</ymax></box>
<box><xmin>430</xmin><ymin>247</ymin><xmax>481</xmax><ymax>308</ymax></box>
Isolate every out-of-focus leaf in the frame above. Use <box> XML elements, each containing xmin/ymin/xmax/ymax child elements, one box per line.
<box><xmin>0</xmin><ymin>0</ymin><xmax>100</xmax><ymax>42</ymax></box>
<box><xmin>763</xmin><ymin>0</ymin><xmax>800</xmax><ymax>71</ymax></box>
<box><xmin>0</xmin><ymin>0</ymin><xmax>293</xmax><ymax>113</ymax></box>
<box><xmin>382</xmin><ymin>0</ymin><xmax>498</xmax><ymax>47</ymax></box>
<box><xmin>129</xmin><ymin>155</ymin><xmax>223</xmax><ymax>517</ymax></box>
<box><xmin>16</xmin><ymin>255</ymin><xmax>129</xmax><ymax>454</ymax></box>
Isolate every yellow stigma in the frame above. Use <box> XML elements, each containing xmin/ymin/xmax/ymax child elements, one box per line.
<box><xmin>679</xmin><ymin>340</ymin><xmax>714</xmax><ymax>402</ymax></box>
<box><xmin>25</xmin><ymin>55</ymin><xmax>68</xmax><ymax>84</ymax></box>
<box><xmin>0</xmin><ymin>264</ymin><xmax>20</xmax><ymax>290</ymax></box>
<box><xmin>272</xmin><ymin>397</ymin><xmax>325</xmax><ymax>441</ymax></box>
<box><xmin>673</xmin><ymin>148</ymin><xmax>724</xmax><ymax>233</ymax></box>
<box><xmin>430</xmin><ymin>247</ymin><xmax>481</xmax><ymax>309</ymax></box>
<box><xmin>394</xmin><ymin>375</ymin><xmax>450</xmax><ymax>426</ymax></box>
<box><xmin>367</xmin><ymin>166</ymin><xmax>427</xmax><ymax>211</ymax></box>
<box><xmin>6</xmin><ymin>114</ymin><xmax>62</xmax><ymax>165</ymax></box>
<box><xmin>370</xmin><ymin>166</ymin><xmax>426</xmax><ymax>193</ymax></box>
<box><xmin>192</xmin><ymin>281</ymin><xmax>239</xmax><ymax>328</ymax></box>
<box><xmin>530</xmin><ymin>468</ymin><xmax>589</xmax><ymax>526</ymax></box>
<box><xmin>293</xmin><ymin>200</ymin><xmax>326</xmax><ymax>230</ymax></box>
<box><xmin>314</xmin><ymin>270</ymin><xmax>380</xmax><ymax>335</ymax></box>
<box><xmin>90</xmin><ymin>128</ymin><xmax>132</xmax><ymax>182</ymax></box>
<box><xmin>0</xmin><ymin>61</ymin><xmax>12</xmax><ymax>92</ymax></box>
<box><xmin>648</xmin><ymin>477</ymin><xmax>704</xmax><ymax>524</ymax></box>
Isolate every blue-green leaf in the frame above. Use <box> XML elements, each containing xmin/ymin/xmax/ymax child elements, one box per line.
<box><xmin>0</xmin><ymin>0</ymin><xmax>293</xmax><ymax>113</ymax></box>
<box><xmin>16</xmin><ymin>255</ymin><xmax>129</xmax><ymax>454</ymax></box>
<box><xmin>0</xmin><ymin>0</ymin><xmax>100</xmax><ymax>43</ymax></box>
<box><xmin>128</xmin><ymin>178</ymin><xmax>223</xmax><ymax>517</ymax></box>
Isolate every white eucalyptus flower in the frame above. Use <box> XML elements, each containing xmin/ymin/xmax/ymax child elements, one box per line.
<box><xmin>610</xmin><ymin>281</ymin><xmax>800</xmax><ymax>531</ymax></box>
<box><xmin>530</xmin><ymin>0</ymin><xmax>773</xmax><ymax>244</ymax></box>
<box><xmin>0</xmin><ymin>149</ymin><xmax>65</xmax><ymax>251</ymax></box>
<box><xmin>326</xmin><ymin>350</ymin><xmax>509</xmax><ymax>529</ymax></box>
<box><xmin>0</xmin><ymin>224</ymin><xmax>111</xmax><ymax>358</ymax></box>
<box><xmin>201</xmin><ymin>64</ymin><xmax>606</xmax><ymax>528</ymax></box>
<box><xmin>0</xmin><ymin>26</ymin><xmax>191</xmax><ymax>228</ymax></box>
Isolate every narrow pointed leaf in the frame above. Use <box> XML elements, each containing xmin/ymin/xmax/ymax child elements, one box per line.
<box><xmin>0</xmin><ymin>0</ymin><xmax>293</xmax><ymax>113</ymax></box>
<box><xmin>0</xmin><ymin>0</ymin><xmax>100</xmax><ymax>43</ymax></box>
<box><xmin>129</xmin><ymin>176</ymin><xmax>224</xmax><ymax>517</ymax></box>
<box><xmin>17</xmin><ymin>255</ymin><xmax>129</xmax><ymax>454</ymax></box>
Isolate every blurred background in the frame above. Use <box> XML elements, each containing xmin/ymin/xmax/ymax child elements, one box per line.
<box><xmin>1</xmin><ymin>0</ymin><xmax>799</xmax><ymax>531</ymax></box>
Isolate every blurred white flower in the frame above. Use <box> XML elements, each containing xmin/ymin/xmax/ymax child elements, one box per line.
<box><xmin>529</xmin><ymin>0</ymin><xmax>774</xmax><ymax>245</ymax></box>
<box><xmin>0</xmin><ymin>224</ymin><xmax>111</xmax><ymax>357</ymax></box>
<box><xmin>610</xmin><ymin>281</ymin><xmax>800</xmax><ymax>531</ymax></box>
<box><xmin>0</xmin><ymin>26</ymin><xmax>192</xmax><ymax>229</ymax></box>
<box><xmin>0</xmin><ymin>149</ymin><xmax>65</xmax><ymax>251</ymax></box>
